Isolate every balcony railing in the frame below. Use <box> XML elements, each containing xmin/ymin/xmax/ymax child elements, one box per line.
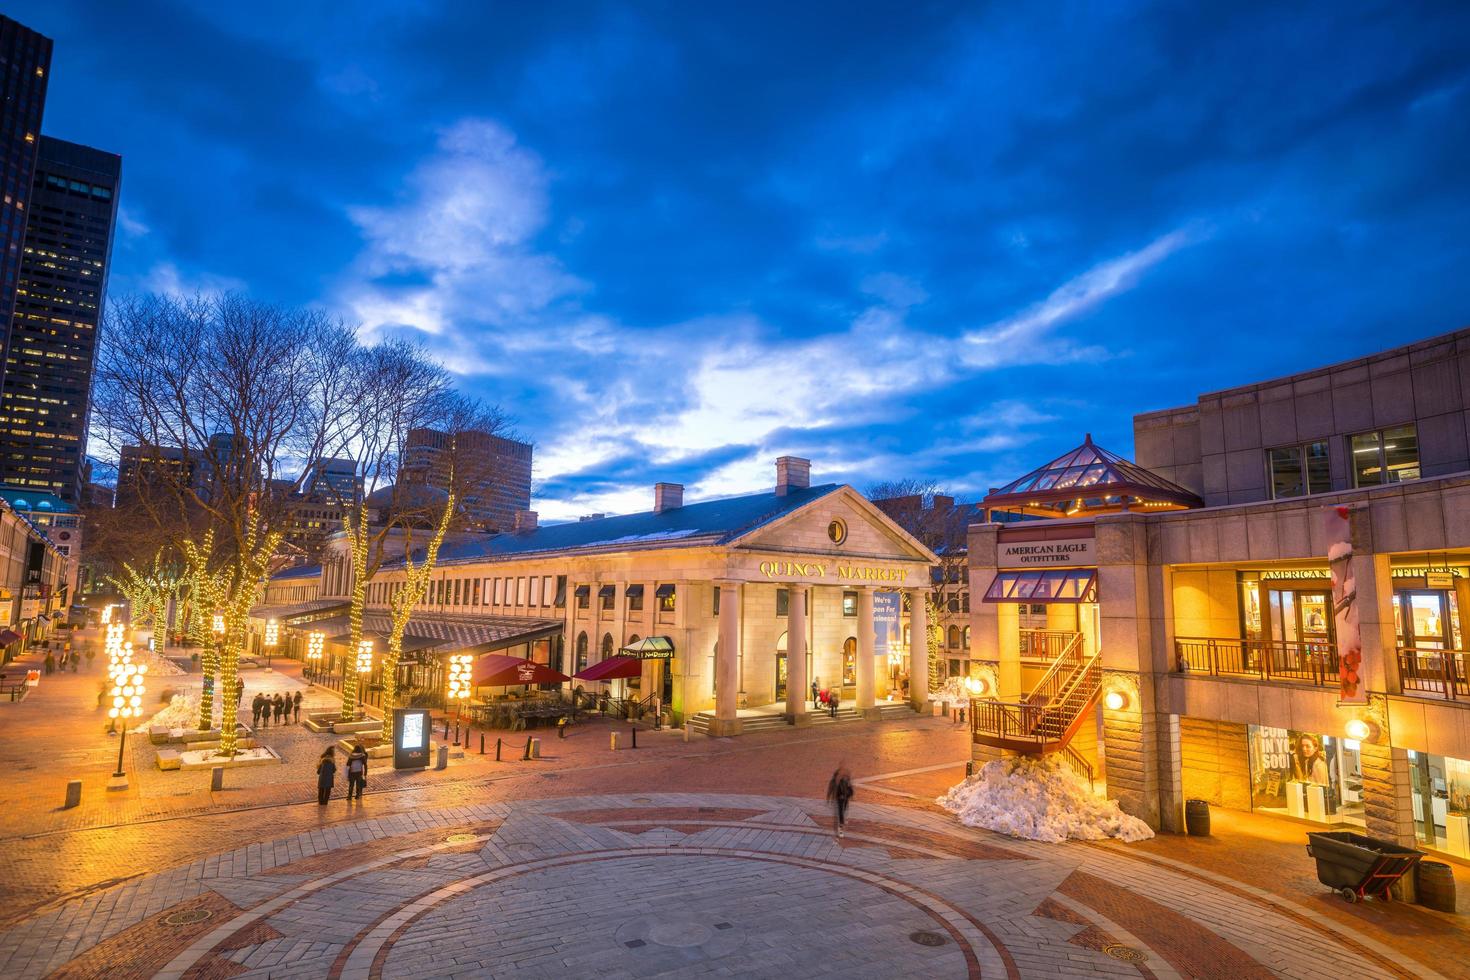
<box><xmin>1019</xmin><ymin>629</ymin><xmax>1078</xmax><ymax>661</ymax></box>
<box><xmin>1174</xmin><ymin>637</ymin><xmax>1338</xmax><ymax>688</ymax></box>
<box><xmin>1397</xmin><ymin>646</ymin><xmax>1470</xmax><ymax>701</ymax></box>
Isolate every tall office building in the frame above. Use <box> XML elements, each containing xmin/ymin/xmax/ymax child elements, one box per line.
<box><xmin>403</xmin><ymin>427</ymin><xmax>533</xmax><ymax>531</ymax></box>
<box><xmin>0</xmin><ymin>137</ymin><xmax>121</xmax><ymax>502</ymax></box>
<box><xmin>0</xmin><ymin>16</ymin><xmax>52</xmax><ymax>334</ymax></box>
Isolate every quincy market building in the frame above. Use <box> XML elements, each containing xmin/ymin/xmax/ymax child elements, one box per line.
<box><xmin>257</xmin><ymin>458</ymin><xmax>936</xmax><ymax>736</ymax></box>
<box><xmin>967</xmin><ymin>326</ymin><xmax>1470</xmax><ymax>859</ymax></box>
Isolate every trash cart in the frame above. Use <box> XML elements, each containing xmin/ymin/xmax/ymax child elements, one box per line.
<box><xmin>1305</xmin><ymin>832</ymin><xmax>1423</xmax><ymax>904</ymax></box>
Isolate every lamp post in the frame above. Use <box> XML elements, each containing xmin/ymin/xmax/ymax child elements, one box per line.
<box><xmin>263</xmin><ymin>618</ymin><xmax>279</xmax><ymax>670</ymax></box>
<box><xmin>108</xmin><ymin>643</ymin><xmax>147</xmax><ymax>778</ymax></box>
<box><xmin>355</xmin><ymin>639</ymin><xmax>373</xmax><ymax>716</ymax></box>
<box><xmin>447</xmin><ymin>653</ymin><xmax>472</xmax><ymax>713</ymax></box>
<box><xmin>104</xmin><ymin>622</ymin><xmax>127</xmax><ymax>733</ymax></box>
<box><xmin>306</xmin><ymin>631</ymin><xmax>324</xmax><ymax>684</ymax></box>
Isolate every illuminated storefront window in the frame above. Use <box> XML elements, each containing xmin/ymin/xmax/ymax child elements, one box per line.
<box><xmin>1248</xmin><ymin>725</ymin><xmax>1364</xmax><ymax>827</ymax></box>
<box><xmin>1408</xmin><ymin>751</ymin><xmax>1470</xmax><ymax>858</ymax></box>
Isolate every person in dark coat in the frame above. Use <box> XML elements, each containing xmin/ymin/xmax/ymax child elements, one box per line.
<box><xmin>829</xmin><ymin>689</ymin><xmax>840</xmax><ymax>719</ymax></box>
<box><xmin>43</xmin><ymin>652</ymin><xmax>55</xmax><ymax>675</ymax></box>
<box><xmin>826</xmin><ymin>766</ymin><xmax>854</xmax><ymax>838</ymax></box>
<box><xmin>316</xmin><ymin>748</ymin><xmax>337</xmax><ymax>805</ymax></box>
<box><xmin>235</xmin><ymin>677</ymin><xmax>245</xmax><ymax>706</ymax></box>
<box><xmin>810</xmin><ymin>678</ymin><xmax>820</xmax><ymax>710</ymax></box>
<box><xmin>251</xmin><ymin>693</ymin><xmax>264</xmax><ymax>728</ymax></box>
<box><xmin>273</xmin><ymin>693</ymin><xmax>286</xmax><ymax>724</ymax></box>
<box><xmin>292</xmin><ymin>690</ymin><xmax>303</xmax><ymax>723</ymax></box>
<box><xmin>345</xmin><ymin>741</ymin><xmax>369</xmax><ymax>801</ymax></box>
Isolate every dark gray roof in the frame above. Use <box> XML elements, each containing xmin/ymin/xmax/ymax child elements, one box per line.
<box><xmin>270</xmin><ymin>564</ymin><xmax>322</xmax><ymax>581</ymax></box>
<box><xmin>418</xmin><ymin>483</ymin><xmax>843</xmax><ymax>568</ymax></box>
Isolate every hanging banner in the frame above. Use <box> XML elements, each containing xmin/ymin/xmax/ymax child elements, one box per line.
<box><xmin>1324</xmin><ymin>506</ymin><xmax>1365</xmax><ymax>705</ymax></box>
<box><xmin>872</xmin><ymin>591</ymin><xmax>900</xmax><ymax>658</ymax></box>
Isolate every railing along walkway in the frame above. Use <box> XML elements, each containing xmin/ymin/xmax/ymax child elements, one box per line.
<box><xmin>1174</xmin><ymin>636</ymin><xmax>1338</xmax><ymax>688</ymax></box>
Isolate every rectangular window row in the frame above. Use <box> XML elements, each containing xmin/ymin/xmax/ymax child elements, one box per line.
<box><xmin>1266</xmin><ymin>424</ymin><xmax>1421</xmax><ymax>500</ymax></box>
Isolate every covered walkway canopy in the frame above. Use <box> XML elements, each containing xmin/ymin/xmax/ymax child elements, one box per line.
<box><xmin>248</xmin><ymin>598</ymin><xmax>349</xmax><ymax>623</ymax></box>
<box><xmin>286</xmin><ymin>613</ymin><xmax>561</xmax><ymax>659</ymax></box>
<box><xmin>982</xmin><ymin>434</ymin><xmax>1202</xmax><ymax>520</ymax></box>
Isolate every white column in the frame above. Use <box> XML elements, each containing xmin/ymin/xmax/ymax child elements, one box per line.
<box><xmin>714</xmin><ymin>580</ymin><xmax>742</xmax><ymax>736</ymax></box>
<box><xmin>857</xmin><ymin>587</ymin><xmax>876</xmax><ymax>712</ymax></box>
<box><xmin>909</xmin><ymin>588</ymin><xmax>928</xmax><ymax>709</ymax></box>
<box><xmin>785</xmin><ymin>586</ymin><xmax>808</xmax><ymax>722</ymax></box>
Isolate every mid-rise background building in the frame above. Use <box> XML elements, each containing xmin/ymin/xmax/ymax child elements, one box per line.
<box><xmin>402</xmin><ymin>427</ymin><xmax>532</xmax><ymax>531</ymax></box>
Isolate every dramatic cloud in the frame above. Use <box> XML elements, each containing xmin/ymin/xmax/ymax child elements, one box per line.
<box><xmin>22</xmin><ymin>0</ymin><xmax>1469</xmax><ymax>518</ymax></box>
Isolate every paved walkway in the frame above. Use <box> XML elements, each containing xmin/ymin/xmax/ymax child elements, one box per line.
<box><xmin>0</xmin><ymin>792</ymin><xmax>1455</xmax><ymax>980</ymax></box>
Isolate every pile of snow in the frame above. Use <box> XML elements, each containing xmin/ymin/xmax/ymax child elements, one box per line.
<box><xmin>138</xmin><ymin>648</ymin><xmax>186</xmax><ymax>676</ymax></box>
<box><xmin>938</xmin><ymin>755</ymin><xmax>1154</xmax><ymax>843</ymax></box>
<box><xmin>928</xmin><ymin>677</ymin><xmax>971</xmax><ymax>702</ymax></box>
<box><xmin>140</xmin><ymin>691</ymin><xmax>203</xmax><ymax>732</ymax></box>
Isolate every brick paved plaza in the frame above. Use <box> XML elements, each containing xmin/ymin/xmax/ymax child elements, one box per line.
<box><xmin>0</xmin><ymin>644</ymin><xmax>1466</xmax><ymax>978</ymax></box>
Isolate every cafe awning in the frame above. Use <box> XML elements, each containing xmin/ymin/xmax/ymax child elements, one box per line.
<box><xmin>983</xmin><ymin>569</ymin><xmax>1097</xmax><ymax>604</ymax></box>
<box><xmin>620</xmin><ymin>635</ymin><xmax>675</xmax><ymax>659</ymax></box>
<box><xmin>655</xmin><ymin>584</ymin><xmax>675</xmax><ymax>599</ymax></box>
<box><xmin>472</xmin><ymin>655</ymin><xmax>570</xmax><ymax>686</ymax></box>
<box><xmin>573</xmin><ymin>655</ymin><xmax>643</xmax><ymax>681</ymax></box>
<box><xmin>286</xmin><ymin>613</ymin><xmax>561</xmax><ymax>657</ymax></box>
<box><xmin>0</xmin><ymin>629</ymin><xmax>21</xmax><ymax>645</ymax></box>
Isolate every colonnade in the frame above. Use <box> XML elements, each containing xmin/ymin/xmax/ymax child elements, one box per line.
<box><xmin>710</xmin><ymin>580</ymin><xmax>930</xmax><ymax>736</ymax></box>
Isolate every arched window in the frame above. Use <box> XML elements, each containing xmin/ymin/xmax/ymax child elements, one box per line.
<box><xmin>600</xmin><ymin>633</ymin><xmax>614</xmax><ymax>661</ymax></box>
<box><xmin>842</xmin><ymin>637</ymin><xmax>857</xmax><ymax>687</ymax></box>
<box><xmin>576</xmin><ymin>632</ymin><xmax>588</xmax><ymax>672</ymax></box>
<box><xmin>948</xmin><ymin>625</ymin><xmax>961</xmax><ymax>648</ymax></box>
<box><xmin>962</xmin><ymin>626</ymin><xmax>971</xmax><ymax>648</ymax></box>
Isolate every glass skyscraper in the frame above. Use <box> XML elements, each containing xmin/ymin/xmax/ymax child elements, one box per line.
<box><xmin>0</xmin><ymin>15</ymin><xmax>52</xmax><ymax>336</ymax></box>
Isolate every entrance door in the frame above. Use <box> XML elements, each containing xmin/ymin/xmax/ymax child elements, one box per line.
<box><xmin>1399</xmin><ymin>591</ymin><xmax>1451</xmax><ymax>650</ymax></box>
<box><xmin>1268</xmin><ymin>590</ymin><xmax>1334</xmax><ymax>647</ymax></box>
<box><xmin>776</xmin><ymin>651</ymin><xmax>787</xmax><ymax>699</ymax></box>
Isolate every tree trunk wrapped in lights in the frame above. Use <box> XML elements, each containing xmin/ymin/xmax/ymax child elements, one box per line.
<box><xmin>182</xmin><ymin>532</ymin><xmax>224</xmax><ymax>732</ymax></box>
<box><xmin>216</xmin><ymin>525</ymin><xmax>279</xmax><ymax>756</ymax></box>
<box><xmin>339</xmin><ymin>502</ymin><xmax>371</xmax><ymax>722</ymax></box>
<box><xmin>379</xmin><ymin>490</ymin><xmax>455</xmax><ymax>743</ymax></box>
<box><xmin>926</xmin><ymin>593</ymin><xmax>945</xmax><ymax>692</ymax></box>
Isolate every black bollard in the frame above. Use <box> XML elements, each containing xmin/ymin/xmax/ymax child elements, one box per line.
<box><xmin>454</xmin><ymin>722</ymin><xmax>460</xmax><ymax>746</ymax></box>
<box><xmin>444</xmin><ymin>719</ymin><xmax>450</xmax><ymax>739</ymax></box>
<box><xmin>522</xmin><ymin>736</ymin><xmax>532</xmax><ymax>761</ymax></box>
<box><xmin>480</xmin><ymin>733</ymin><xmax>485</xmax><ymax>755</ymax></box>
<box><xmin>966</xmin><ymin>760</ymin><xmax>974</xmax><ymax>778</ymax></box>
<box><xmin>630</xmin><ymin>725</ymin><xmax>637</xmax><ymax>750</ymax></box>
<box><xmin>495</xmin><ymin>737</ymin><xmax>502</xmax><ymax>761</ymax></box>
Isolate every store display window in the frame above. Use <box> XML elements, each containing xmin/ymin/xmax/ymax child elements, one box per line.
<box><xmin>1248</xmin><ymin>725</ymin><xmax>1364</xmax><ymax>827</ymax></box>
<box><xmin>1408</xmin><ymin>751</ymin><xmax>1470</xmax><ymax>858</ymax></box>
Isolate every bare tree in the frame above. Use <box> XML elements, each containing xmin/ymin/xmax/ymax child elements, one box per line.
<box><xmin>93</xmin><ymin>293</ymin><xmax>362</xmax><ymax>755</ymax></box>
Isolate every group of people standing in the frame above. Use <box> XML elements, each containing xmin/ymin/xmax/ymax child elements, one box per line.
<box><xmin>809</xmin><ymin>679</ymin><xmax>841</xmax><ymax>717</ymax></box>
<box><xmin>252</xmin><ymin>690</ymin><xmax>301</xmax><ymax>727</ymax></box>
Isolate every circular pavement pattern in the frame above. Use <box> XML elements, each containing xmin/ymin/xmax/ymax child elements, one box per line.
<box><xmin>0</xmin><ymin>794</ymin><xmax>1447</xmax><ymax>980</ymax></box>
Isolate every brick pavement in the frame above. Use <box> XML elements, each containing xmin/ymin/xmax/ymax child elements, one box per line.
<box><xmin>0</xmin><ymin>793</ymin><xmax>1454</xmax><ymax>980</ymax></box>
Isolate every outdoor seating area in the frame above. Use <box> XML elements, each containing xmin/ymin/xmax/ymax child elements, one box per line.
<box><xmin>463</xmin><ymin>693</ymin><xmax>578</xmax><ymax>730</ymax></box>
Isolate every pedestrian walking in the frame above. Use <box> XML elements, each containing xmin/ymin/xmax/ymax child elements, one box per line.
<box><xmin>826</xmin><ymin>765</ymin><xmax>854</xmax><ymax>838</ymax></box>
<box><xmin>251</xmin><ymin>693</ymin><xmax>264</xmax><ymax>728</ymax></box>
<box><xmin>316</xmin><ymin>748</ymin><xmax>337</xmax><ymax>805</ymax></box>
<box><xmin>273</xmin><ymin>693</ymin><xmax>286</xmax><ymax>724</ymax></box>
<box><xmin>345</xmin><ymin>741</ymin><xmax>369</xmax><ymax>801</ymax></box>
<box><xmin>235</xmin><ymin>677</ymin><xmax>245</xmax><ymax>706</ymax></box>
<box><xmin>829</xmin><ymin>688</ymin><xmax>840</xmax><ymax>719</ymax></box>
<box><xmin>43</xmin><ymin>652</ymin><xmax>54</xmax><ymax>675</ymax></box>
<box><xmin>292</xmin><ymin>690</ymin><xmax>303</xmax><ymax>723</ymax></box>
<box><xmin>810</xmin><ymin>678</ymin><xmax>820</xmax><ymax>710</ymax></box>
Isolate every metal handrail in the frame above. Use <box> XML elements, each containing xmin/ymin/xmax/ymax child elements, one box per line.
<box><xmin>1024</xmin><ymin>632</ymin><xmax>1085</xmax><ymax>708</ymax></box>
<box><xmin>1175</xmin><ymin>636</ymin><xmax>1338</xmax><ymax>687</ymax></box>
<box><xmin>1060</xmin><ymin>743</ymin><xmax>1094</xmax><ymax>786</ymax></box>
<box><xmin>1019</xmin><ymin>629</ymin><xmax>1079</xmax><ymax>660</ymax></box>
<box><xmin>1396</xmin><ymin>646</ymin><xmax>1469</xmax><ymax>700</ymax></box>
<box><xmin>970</xmin><ymin>650</ymin><xmax>1101</xmax><ymax>746</ymax></box>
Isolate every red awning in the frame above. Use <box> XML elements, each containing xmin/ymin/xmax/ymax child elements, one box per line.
<box><xmin>0</xmin><ymin>629</ymin><xmax>21</xmax><ymax>645</ymax></box>
<box><xmin>472</xmin><ymin>654</ymin><xmax>570</xmax><ymax>686</ymax></box>
<box><xmin>983</xmin><ymin>569</ymin><xmax>1097</xmax><ymax>604</ymax></box>
<box><xmin>573</xmin><ymin>656</ymin><xmax>643</xmax><ymax>682</ymax></box>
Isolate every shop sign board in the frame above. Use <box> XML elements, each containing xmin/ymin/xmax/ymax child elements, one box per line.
<box><xmin>392</xmin><ymin>708</ymin><xmax>432</xmax><ymax>770</ymax></box>
<box><xmin>997</xmin><ymin>538</ymin><xmax>1093</xmax><ymax>568</ymax></box>
<box><xmin>872</xmin><ymin>591</ymin><xmax>900</xmax><ymax>657</ymax></box>
<box><xmin>1426</xmin><ymin>571</ymin><xmax>1456</xmax><ymax>589</ymax></box>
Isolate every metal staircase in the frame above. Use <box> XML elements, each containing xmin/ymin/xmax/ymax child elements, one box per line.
<box><xmin>970</xmin><ymin>632</ymin><xmax>1101</xmax><ymax>760</ymax></box>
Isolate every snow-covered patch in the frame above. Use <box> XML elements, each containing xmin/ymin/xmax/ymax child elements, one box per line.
<box><xmin>139</xmin><ymin>691</ymin><xmax>203</xmax><ymax>733</ymax></box>
<box><xmin>938</xmin><ymin>755</ymin><xmax>1154</xmax><ymax>843</ymax></box>
<box><xmin>928</xmin><ymin>677</ymin><xmax>972</xmax><ymax>702</ymax></box>
<box><xmin>138</xmin><ymin>648</ymin><xmax>187</xmax><ymax>676</ymax></box>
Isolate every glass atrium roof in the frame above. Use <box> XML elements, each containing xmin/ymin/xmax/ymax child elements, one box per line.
<box><xmin>982</xmin><ymin>434</ymin><xmax>1203</xmax><ymax>518</ymax></box>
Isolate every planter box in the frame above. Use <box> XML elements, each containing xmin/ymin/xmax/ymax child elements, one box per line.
<box><xmin>178</xmin><ymin>746</ymin><xmax>282</xmax><ymax>770</ymax></box>
<box><xmin>333</xmin><ymin>719</ymin><xmax>383</xmax><ymax>735</ymax></box>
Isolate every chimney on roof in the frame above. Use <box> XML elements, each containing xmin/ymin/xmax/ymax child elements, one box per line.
<box><xmin>579</xmin><ymin>513</ymin><xmax>606</xmax><ymax>522</ymax></box>
<box><xmin>775</xmin><ymin>456</ymin><xmax>810</xmax><ymax>497</ymax></box>
<box><xmin>933</xmin><ymin>494</ymin><xmax>955</xmax><ymax>512</ymax></box>
<box><xmin>654</xmin><ymin>482</ymin><xmax>684</xmax><ymax>514</ymax></box>
<box><xmin>513</xmin><ymin>510</ymin><xmax>538</xmax><ymax>532</ymax></box>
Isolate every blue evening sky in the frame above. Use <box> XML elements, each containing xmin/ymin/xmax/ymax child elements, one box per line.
<box><xmin>18</xmin><ymin>1</ymin><xmax>1470</xmax><ymax>519</ymax></box>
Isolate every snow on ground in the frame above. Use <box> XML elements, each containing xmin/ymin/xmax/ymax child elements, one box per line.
<box><xmin>938</xmin><ymin>755</ymin><xmax>1154</xmax><ymax>843</ymax></box>
<box><xmin>139</xmin><ymin>691</ymin><xmax>204</xmax><ymax>733</ymax></box>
